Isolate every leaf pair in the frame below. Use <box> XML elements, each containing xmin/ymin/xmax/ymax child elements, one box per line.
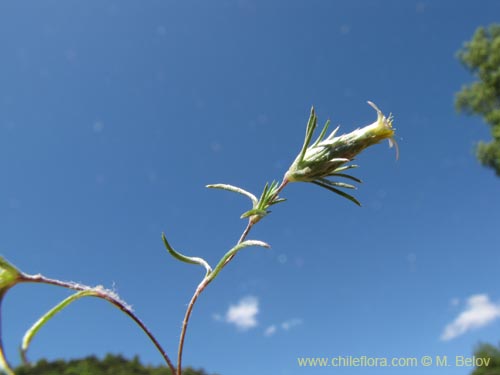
<box><xmin>162</xmin><ymin>233</ymin><xmax>269</xmax><ymax>282</ymax></box>
<box><xmin>207</xmin><ymin>181</ymin><xmax>286</xmax><ymax>224</ymax></box>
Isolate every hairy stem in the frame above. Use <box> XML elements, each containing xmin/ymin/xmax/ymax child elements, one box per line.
<box><xmin>177</xmin><ymin>177</ymin><xmax>289</xmax><ymax>375</ymax></box>
<box><xmin>19</xmin><ymin>274</ymin><xmax>176</xmax><ymax>374</ymax></box>
<box><xmin>176</xmin><ymin>277</ymin><xmax>210</xmax><ymax>375</ymax></box>
<box><xmin>176</xmin><ymin>222</ymin><xmax>252</xmax><ymax>375</ymax></box>
<box><xmin>177</xmin><ymin>220</ymin><xmax>253</xmax><ymax>375</ymax></box>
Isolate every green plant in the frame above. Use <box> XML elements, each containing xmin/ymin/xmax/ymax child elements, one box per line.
<box><xmin>471</xmin><ymin>342</ymin><xmax>500</xmax><ymax>375</ymax></box>
<box><xmin>14</xmin><ymin>353</ymin><xmax>210</xmax><ymax>375</ymax></box>
<box><xmin>456</xmin><ymin>24</ymin><xmax>500</xmax><ymax>175</ymax></box>
<box><xmin>0</xmin><ymin>102</ymin><xmax>396</xmax><ymax>375</ymax></box>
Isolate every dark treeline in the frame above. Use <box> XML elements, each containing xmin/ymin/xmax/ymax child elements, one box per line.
<box><xmin>14</xmin><ymin>354</ymin><xmax>216</xmax><ymax>375</ymax></box>
<box><xmin>471</xmin><ymin>343</ymin><xmax>500</xmax><ymax>375</ymax></box>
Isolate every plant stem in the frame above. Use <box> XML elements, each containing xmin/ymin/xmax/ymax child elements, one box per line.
<box><xmin>176</xmin><ymin>177</ymin><xmax>289</xmax><ymax>375</ymax></box>
<box><xmin>177</xmin><ymin>220</ymin><xmax>253</xmax><ymax>375</ymax></box>
<box><xmin>238</xmin><ymin>221</ymin><xmax>253</xmax><ymax>244</ymax></box>
<box><xmin>274</xmin><ymin>177</ymin><xmax>289</xmax><ymax>199</ymax></box>
<box><xmin>0</xmin><ymin>297</ymin><xmax>15</xmax><ymax>375</ymax></box>
<box><xmin>19</xmin><ymin>273</ymin><xmax>176</xmax><ymax>374</ymax></box>
<box><xmin>176</xmin><ymin>277</ymin><xmax>209</xmax><ymax>375</ymax></box>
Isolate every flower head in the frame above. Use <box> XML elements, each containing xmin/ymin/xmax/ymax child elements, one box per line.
<box><xmin>284</xmin><ymin>101</ymin><xmax>396</xmax><ymax>205</ymax></box>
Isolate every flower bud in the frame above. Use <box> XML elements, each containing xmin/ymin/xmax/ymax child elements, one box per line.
<box><xmin>0</xmin><ymin>256</ymin><xmax>21</xmax><ymax>294</ymax></box>
<box><xmin>284</xmin><ymin>102</ymin><xmax>396</xmax><ymax>205</ymax></box>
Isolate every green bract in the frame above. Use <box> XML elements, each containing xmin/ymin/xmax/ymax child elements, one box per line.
<box><xmin>285</xmin><ymin>101</ymin><xmax>396</xmax><ymax>205</ymax></box>
<box><xmin>0</xmin><ymin>256</ymin><xmax>21</xmax><ymax>293</ymax></box>
<box><xmin>0</xmin><ymin>256</ymin><xmax>23</xmax><ymax>375</ymax></box>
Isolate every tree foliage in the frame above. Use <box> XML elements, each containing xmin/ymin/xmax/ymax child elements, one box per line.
<box><xmin>471</xmin><ymin>343</ymin><xmax>500</xmax><ymax>375</ymax></box>
<box><xmin>13</xmin><ymin>354</ymin><xmax>215</xmax><ymax>375</ymax></box>
<box><xmin>456</xmin><ymin>24</ymin><xmax>500</xmax><ymax>175</ymax></box>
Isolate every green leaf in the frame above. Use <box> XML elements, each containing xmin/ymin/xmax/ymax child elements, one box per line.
<box><xmin>328</xmin><ymin>181</ymin><xmax>357</xmax><ymax>190</ymax></box>
<box><xmin>0</xmin><ymin>344</ymin><xmax>14</xmax><ymax>375</ymax></box>
<box><xmin>240</xmin><ymin>180</ymin><xmax>286</xmax><ymax>224</ymax></box>
<box><xmin>257</xmin><ymin>182</ymin><xmax>270</xmax><ymax>208</ymax></box>
<box><xmin>20</xmin><ymin>290</ymin><xmax>98</xmax><ymax>365</ymax></box>
<box><xmin>206</xmin><ymin>184</ymin><xmax>258</xmax><ymax>205</ymax></box>
<box><xmin>332</xmin><ymin>164</ymin><xmax>359</xmax><ymax>172</ymax></box>
<box><xmin>268</xmin><ymin>197</ymin><xmax>287</xmax><ymax>206</ymax></box>
<box><xmin>240</xmin><ymin>209</ymin><xmax>268</xmax><ymax>219</ymax></box>
<box><xmin>208</xmin><ymin>240</ymin><xmax>270</xmax><ymax>282</ymax></box>
<box><xmin>311</xmin><ymin>180</ymin><xmax>361</xmax><ymax>206</ymax></box>
<box><xmin>311</xmin><ymin>119</ymin><xmax>331</xmax><ymax>147</ymax></box>
<box><xmin>328</xmin><ymin>172</ymin><xmax>362</xmax><ymax>183</ymax></box>
<box><xmin>298</xmin><ymin>107</ymin><xmax>318</xmax><ymax>162</ymax></box>
<box><xmin>324</xmin><ymin>125</ymin><xmax>340</xmax><ymax>141</ymax></box>
<box><xmin>162</xmin><ymin>233</ymin><xmax>212</xmax><ymax>276</ymax></box>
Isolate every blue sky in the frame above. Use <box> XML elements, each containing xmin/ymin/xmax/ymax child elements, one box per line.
<box><xmin>1</xmin><ymin>1</ymin><xmax>500</xmax><ymax>374</ymax></box>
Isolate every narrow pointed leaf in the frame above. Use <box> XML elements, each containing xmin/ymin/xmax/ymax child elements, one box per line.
<box><xmin>329</xmin><ymin>181</ymin><xmax>357</xmax><ymax>189</ymax></box>
<box><xmin>240</xmin><ymin>209</ymin><xmax>268</xmax><ymax>219</ymax></box>
<box><xmin>311</xmin><ymin>119</ymin><xmax>331</xmax><ymax>147</ymax></box>
<box><xmin>268</xmin><ymin>197</ymin><xmax>286</xmax><ymax>206</ymax></box>
<box><xmin>311</xmin><ymin>181</ymin><xmax>361</xmax><ymax>206</ymax></box>
<box><xmin>206</xmin><ymin>184</ymin><xmax>258</xmax><ymax>205</ymax></box>
<box><xmin>327</xmin><ymin>157</ymin><xmax>350</xmax><ymax>164</ymax></box>
<box><xmin>0</xmin><ymin>345</ymin><xmax>14</xmax><ymax>375</ymax></box>
<box><xmin>257</xmin><ymin>182</ymin><xmax>270</xmax><ymax>208</ymax></box>
<box><xmin>318</xmin><ymin>178</ymin><xmax>357</xmax><ymax>190</ymax></box>
<box><xmin>162</xmin><ymin>233</ymin><xmax>212</xmax><ymax>275</ymax></box>
<box><xmin>21</xmin><ymin>290</ymin><xmax>98</xmax><ymax>365</ymax></box>
<box><xmin>325</xmin><ymin>125</ymin><xmax>341</xmax><ymax>141</ymax></box>
<box><xmin>298</xmin><ymin>107</ymin><xmax>317</xmax><ymax>162</ymax></box>
<box><xmin>328</xmin><ymin>173</ymin><xmax>362</xmax><ymax>184</ymax></box>
<box><xmin>267</xmin><ymin>180</ymin><xmax>279</xmax><ymax>195</ymax></box>
<box><xmin>208</xmin><ymin>240</ymin><xmax>270</xmax><ymax>282</ymax></box>
<box><xmin>333</xmin><ymin>164</ymin><xmax>359</xmax><ymax>172</ymax></box>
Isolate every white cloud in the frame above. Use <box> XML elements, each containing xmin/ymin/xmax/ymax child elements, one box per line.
<box><xmin>264</xmin><ymin>325</ymin><xmax>277</xmax><ymax>337</ymax></box>
<box><xmin>224</xmin><ymin>296</ymin><xmax>259</xmax><ymax>331</ymax></box>
<box><xmin>264</xmin><ymin>318</ymin><xmax>302</xmax><ymax>337</ymax></box>
<box><xmin>281</xmin><ymin>318</ymin><xmax>302</xmax><ymax>331</ymax></box>
<box><xmin>441</xmin><ymin>294</ymin><xmax>500</xmax><ymax>341</ymax></box>
<box><xmin>213</xmin><ymin>297</ymin><xmax>303</xmax><ymax>336</ymax></box>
